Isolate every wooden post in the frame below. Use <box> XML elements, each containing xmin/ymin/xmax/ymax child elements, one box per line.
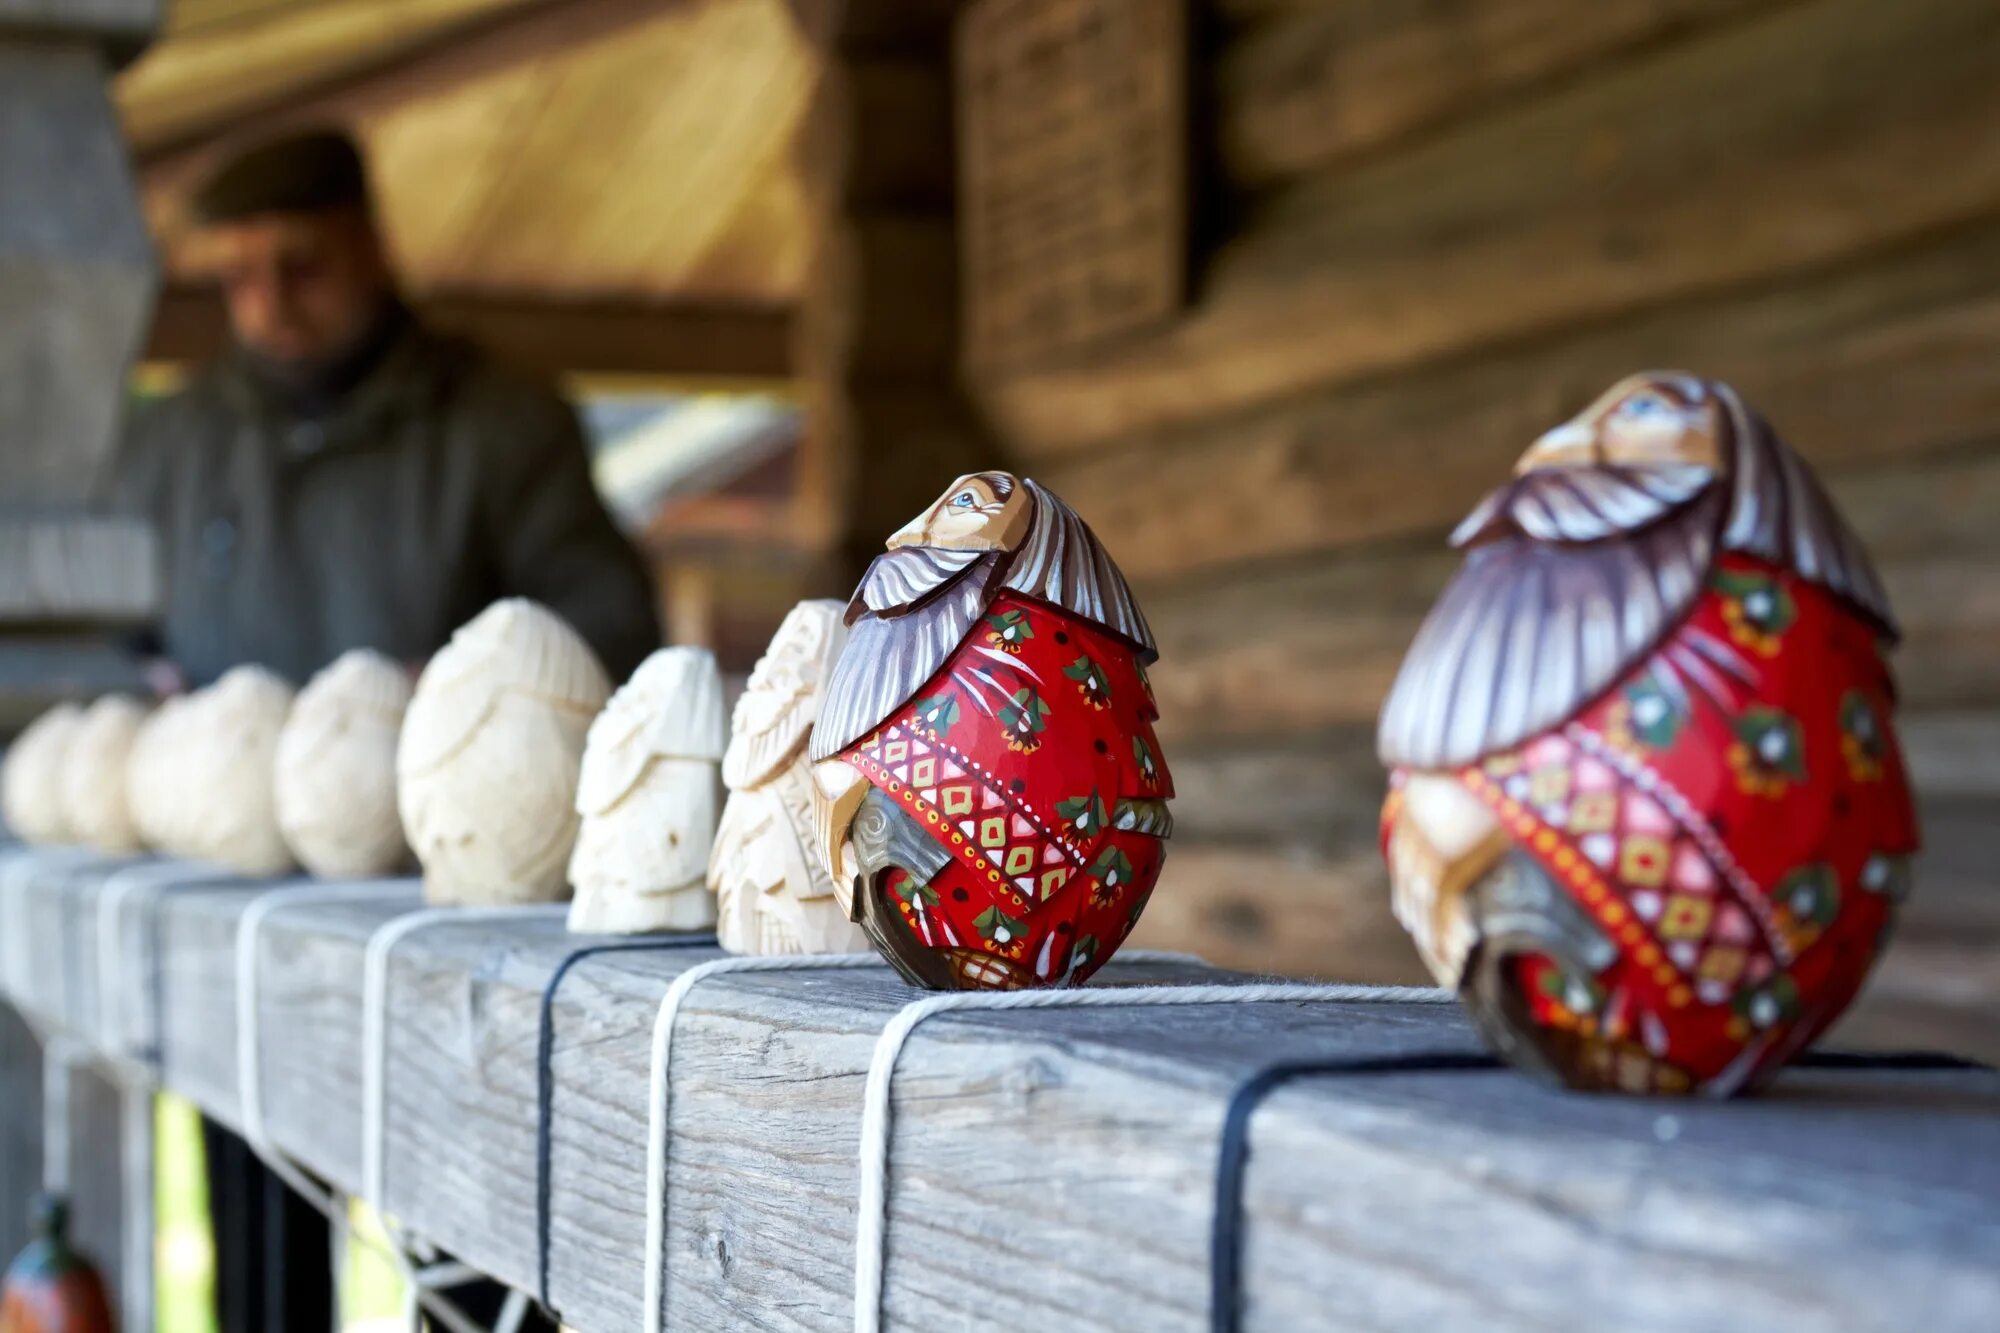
<box><xmin>0</xmin><ymin>1002</ymin><xmax>41</xmax><ymax>1266</ymax></box>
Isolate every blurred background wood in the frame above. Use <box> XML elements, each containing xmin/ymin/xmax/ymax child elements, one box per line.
<box><xmin>74</xmin><ymin>0</ymin><xmax>2000</xmax><ymax>1054</ymax></box>
<box><xmin>950</xmin><ymin>0</ymin><xmax>2000</xmax><ymax>1059</ymax></box>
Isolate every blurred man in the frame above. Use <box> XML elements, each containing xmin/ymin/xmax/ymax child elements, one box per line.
<box><xmin>103</xmin><ymin>128</ymin><xmax>656</xmax><ymax>1332</ymax></box>
<box><xmin>105</xmin><ymin>127</ymin><xmax>658</xmax><ymax>687</ymax></box>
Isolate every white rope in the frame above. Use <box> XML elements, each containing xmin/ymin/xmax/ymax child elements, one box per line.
<box><xmin>235</xmin><ymin>878</ymin><xmax>418</xmax><ymax>1333</ymax></box>
<box><xmin>642</xmin><ymin>953</ymin><xmax>886</xmax><ymax>1333</ymax></box>
<box><xmin>42</xmin><ymin>1035</ymin><xmax>81</xmax><ymax>1195</ymax></box>
<box><xmin>96</xmin><ymin>860</ymin><xmax>240</xmax><ymax>1069</ymax></box>
<box><xmin>852</xmin><ymin>981</ymin><xmax>1454</xmax><ymax>1333</ymax></box>
<box><xmin>120</xmin><ymin>1079</ymin><xmax>155</xmax><ymax>1332</ymax></box>
<box><xmin>362</xmin><ymin>902</ymin><xmax>566</xmax><ymax>1333</ymax></box>
<box><xmin>362</xmin><ymin>903</ymin><xmax>567</xmax><ymax>1215</ymax></box>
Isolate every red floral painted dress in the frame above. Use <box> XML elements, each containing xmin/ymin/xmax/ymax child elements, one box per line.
<box><xmin>838</xmin><ymin>593</ymin><xmax>1172</xmax><ymax>989</ymax></box>
<box><xmin>1431</xmin><ymin>553</ymin><xmax>1915</xmax><ymax>1093</ymax></box>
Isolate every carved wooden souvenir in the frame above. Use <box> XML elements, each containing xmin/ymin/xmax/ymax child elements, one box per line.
<box><xmin>178</xmin><ymin>666</ymin><xmax>297</xmax><ymax>876</ymax></box>
<box><xmin>1</xmin><ymin>704</ymin><xmax>83</xmax><ymax>846</ymax></box>
<box><xmin>274</xmin><ymin>649</ymin><xmax>413</xmax><ymax>880</ymax></box>
<box><xmin>125</xmin><ymin>695</ymin><xmax>194</xmax><ymax>856</ymax></box>
<box><xmin>1379</xmin><ymin>373</ymin><xmax>1915</xmax><ymax>1096</ymax></box>
<box><xmin>398</xmin><ymin>599</ymin><xmax>610</xmax><ymax>906</ymax></box>
<box><xmin>568</xmin><ymin>646</ymin><xmax>725</xmax><ymax>934</ymax></box>
<box><xmin>811</xmin><ymin>472</ymin><xmax>1173</xmax><ymax>989</ymax></box>
<box><xmin>0</xmin><ymin>1196</ymin><xmax>115</xmax><ymax>1333</ymax></box>
<box><xmin>58</xmin><ymin>695</ymin><xmax>147</xmax><ymax>856</ymax></box>
<box><xmin>709</xmin><ymin>600</ymin><xmax>869</xmax><ymax>956</ymax></box>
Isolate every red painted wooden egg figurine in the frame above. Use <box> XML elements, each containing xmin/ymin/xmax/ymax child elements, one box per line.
<box><xmin>1378</xmin><ymin>373</ymin><xmax>1915</xmax><ymax>1095</ymax></box>
<box><xmin>811</xmin><ymin>472</ymin><xmax>1173</xmax><ymax>989</ymax></box>
<box><xmin>0</xmin><ymin>1196</ymin><xmax>115</xmax><ymax>1333</ymax></box>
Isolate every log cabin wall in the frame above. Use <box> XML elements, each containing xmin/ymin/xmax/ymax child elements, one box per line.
<box><xmin>961</xmin><ymin>0</ymin><xmax>2000</xmax><ymax>1052</ymax></box>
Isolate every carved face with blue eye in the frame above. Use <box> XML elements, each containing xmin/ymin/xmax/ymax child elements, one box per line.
<box><xmin>885</xmin><ymin>472</ymin><xmax>1032</xmax><ymax>553</ymax></box>
<box><xmin>1515</xmin><ymin>372</ymin><xmax>1724</xmax><ymax>474</ymax></box>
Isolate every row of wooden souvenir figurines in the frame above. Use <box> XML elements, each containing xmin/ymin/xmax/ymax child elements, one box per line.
<box><xmin>0</xmin><ymin>595</ymin><xmax>869</xmax><ymax>956</ymax></box>
<box><xmin>0</xmin><ymin>373</ymin><xmax>1928</xmax><ymax>1095</ymax></box>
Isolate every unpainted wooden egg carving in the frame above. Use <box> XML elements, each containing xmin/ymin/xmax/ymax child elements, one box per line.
<box><xmin>569</xmin><ymin>646</ymin><xmax>725</xmax><ymax>934</ymax></box>
<box><xmin>398</xmin><ymin>599</ymin><xmax>610</xmax><ymax>906</ymax></box>
<box><xmin>177</xmin><ymin>666</ymin><xmax>297</xmax><ymax>876</ymax></box>
<box><xmin>275</xmin><ymin>649</ymin><xmax>413</xmax><ymax>879</ymax></box>
<box><xmin>2</xmin><ymin>704</ymin><xmax>84</xmax><ymax>846</ymax></box>
<box><xmin>709</xmin><ymin>600</ymin><xmax>868</xmax><ymax>956</ymax></box>
<box><xmin>59</xmin><ymin>696</ymin><xmax>148</xmax><ymax>856</ymax></box>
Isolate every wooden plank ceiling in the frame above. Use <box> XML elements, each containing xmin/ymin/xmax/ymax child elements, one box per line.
<box><xmin>117</xmin><ymin>0</ymin><xmax>816</xmax><ymax>373</ymax></box>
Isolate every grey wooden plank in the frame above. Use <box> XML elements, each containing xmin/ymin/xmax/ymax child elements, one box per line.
<box><xmin>2</xmin><ymin>850</ymin><xmax>1993</xmax><ymax>1333</ymax></box>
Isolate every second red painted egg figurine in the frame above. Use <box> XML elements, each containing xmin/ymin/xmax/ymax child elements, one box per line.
<box><xmin>811</xmin><ymin>472</ymin><xmax>1173</xmax><ymax>990</ymax></box>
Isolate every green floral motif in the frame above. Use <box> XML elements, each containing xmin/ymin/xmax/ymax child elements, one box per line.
<box><xmin>973</xmin><ymin>905</ymin><xmax>1028</xmax><ymax>946</ymax></box>
<box><xmin>1733</xmin><ymin>974</ymin><xmax>1801</xmax><ymax>1030</ymax></box>
<box><xmin>1063</xmin><ymin>654</ymin><xmax>1112</xmax><ymax>708</ymax></box>
<box><xmin>1536</xmin><ymin>965</ymin><xmax>1605</xmax><ymax>1016</ymax></box>
<box><xmin>999</xmin><ymin>687</ymin><xmax>1052</xmax><ymax>750</ymax></box>
<box><xmin>1090</xmin><ymin>845</ymin><xmax>1134</xmax><ymax>891</ymax></box>
<box><xmin>1063</xmin><ymin>934</ymin><xmax>1100</xmax><ymax>983</ymax></box>
<box><xmin>911</xmin><ymin>692</ymin><xmax>961</xmax><ymax>736</ymax></box>
<box><xmin>1132</xmin><ymin>733</ymin><xmax>1160</xmax><ymax>786</ymax></box>
<box><xmin>1056</xmin><ymin>789</ymin><xmax>1110</xmax><ymax>840</ymax></box>
<box><xmin>1733</xmin><ymin>708</ymin><xmax>1806</xmax><ymax>783</ymax></box>
<box><xmin>894</xmin><ymin>875</ymin><xmax>940</xmax><ymax>909</ymax></box>
<box><xmin>1776</xmin><ymin>864</ymin><xmax>1840</xmax><ymax>929</ymax></box>
<box><xmin>1623</xmin><ymin>675</ymin><xmax>1687</xmax><ymax>750</ymax></box>
<box><xmin>985</xmin><ymin>608</ymin><xmax>1034</xmax><ymax>652</ymax></box>
<box><xmin>1712</xmin><ymin>568</ymin><xmax>1797</xmax><ymax>635</ymax></box>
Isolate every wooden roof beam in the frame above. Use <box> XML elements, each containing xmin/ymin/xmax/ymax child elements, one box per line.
<box><xmin>146</xmin><ymin>283</ymin><xmax>795</xmax><ymax>382</ymax></box>
<box><xmin>135</xmin><ymin>0</ymin><xmax>675</xmax><ymax>169</ymax></box>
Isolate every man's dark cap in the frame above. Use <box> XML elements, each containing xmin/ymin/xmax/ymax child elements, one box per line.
<box><xmin>191</xmin><ymin>128</ymin><xmax>372</xmax><ymax>225</ymax></box>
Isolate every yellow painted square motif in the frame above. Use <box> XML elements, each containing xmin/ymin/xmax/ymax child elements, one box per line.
<box><xmin>1659</xmin><ymin>895</ymin><xmax>1712</xmax><ymax>940</ymax></box>
<box><xmin>1005</xmin><ymin>846</ymin><xmax>1036</xmax><ymax>875</ymax></box>
<box><xmin>911</xmin><ymin>757</ymin><xmax>936</xmax><ymax>788</ymax></box>
<box><xmin>1569</xmin><ymin>791</ymin><xmax>1617</xmax><ymax>834</ymax></box>
<box><xmin>1697</xmin><ymin>946</ymin><xmax>1746</xmax><ymax>983</ymax></box>
<box><xmin>942</xmin><ymin>786</ymin><xmax>974</xmax><ymax>815</ymax></box>
<box><xmin>980</xmin><ymin>817</ymin><xmax>1007</xmax><ymax>848</ymax></box>
<box><xmin>1528</xmin><ymin>764</ymin><xmax>1572</xmax><ymax>806</ymax></box>
<box><xmin>1619</xmin><ymin>836</ymin><xmax>1670</xmax><ymax>888</ymax></box>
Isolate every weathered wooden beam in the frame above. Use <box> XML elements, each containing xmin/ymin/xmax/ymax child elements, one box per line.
<box><xmin>128</xmin><ymin>0</ymin><xmax>663</xmax><ymax>164</ymax></box>
<box><xmin>1041</xmin><ymin>220</ymin><xmax>2000</xmax><ymax>585</ymax></box>
<box><xmin>0</xmin><ymin>850</ymin><xmax>1994</xmax><ymax>1332</ymax></box>
<box><xmin>145</xmin><ymin>283</ymin><xmax>795</xmax><ymax>380</ymax></box>
<box><xmin>1215</xmin><ymin>0</ymin><xmax>1769</xmax><ymax>189</ymax></box>
<box><xmin>980</xmin><ymin>0</ymin><xmax>2000</xmax><ymax>456</ymax></box>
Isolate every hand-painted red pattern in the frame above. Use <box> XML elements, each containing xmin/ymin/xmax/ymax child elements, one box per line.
<box><xmin>1430</xmin><ymin>554</ymin><xmax>1913</xmax><ymax>1092</ymax></box>
<box><xmin>841</xmin><ymin>593</ymin><xmax>1171</xmax><ymax>988</ymax></box>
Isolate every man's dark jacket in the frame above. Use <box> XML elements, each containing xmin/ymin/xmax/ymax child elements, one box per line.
<box><xmin>103</xmin><ymin>321</ymin><xmax>659</xmax><ymax>685</ymax></box>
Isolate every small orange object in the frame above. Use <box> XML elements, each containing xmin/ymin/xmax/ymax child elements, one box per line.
<box><xmin>0</xmin><ymin>1196</ymin><xmax>115</xmax><ymax>1333</ymax></box>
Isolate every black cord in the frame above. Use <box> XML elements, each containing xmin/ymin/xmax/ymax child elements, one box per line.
<box><xmin>534</xmin><ymin>935</ymin><xmax>718</xmax><ymax>1314</ymax></box>
<box><xmin>1210</xmin><ymin>1050</ymin><xmax>1499</xmax><ymax>1333</ymax></box>
<box><xmin>1207</xmin><ymin>1045</ymin><xmax>1992</xmax><ymax>1333</ymax></box>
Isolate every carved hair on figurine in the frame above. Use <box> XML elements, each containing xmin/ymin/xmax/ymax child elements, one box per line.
<box><xmin>811</xmin><ymin>473</ymin><xmax>1173</xmax><ymax>990</ymax></box>
<box><xmin>178</xmin><ymin>666</ymin><xmax>298</xmax><ymax>876</ymax></box>
<box><xmin>2</xmin><ymin>703</ymin><xmax>84</xmax><ymax>846</ymax></box>
<box><xmin>275</xmin><ymin>650</ymin><xmax>413</xmax><ymax>880</ymax></box>
<box><xmin>568</xmin><ymin>646</ymin><xmax>725</xmax><ymax>934</ymax></box>
<box><xmin>399</xmin><ymin>599</ymin><xmax>610</xmax><ymax>906</ymax></box>
<box><xmin>1379</xmin><ymin>373</ymin><xmax>1913</xmax><ymax>1096</ymax></box>
<box><xmin>60</xmin><ymin>695</ymin><xmax>149</xmax><ymax>856</ymax></box>
<box><xmin>708</xmin><ymin>600</ymin><xmax>868</xmax><ymax>956</ymax></box>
